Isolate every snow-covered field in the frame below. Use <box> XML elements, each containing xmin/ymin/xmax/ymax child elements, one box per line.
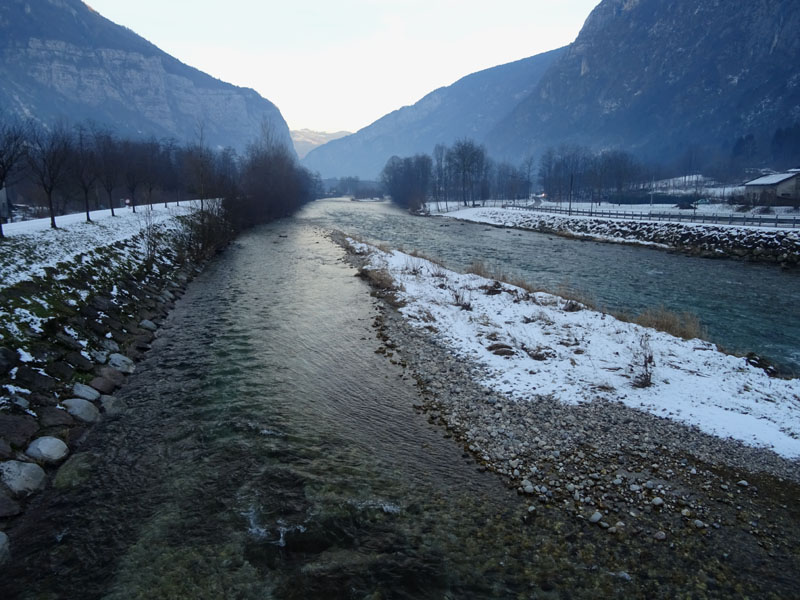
<box><xmin>352</xmin><ymin>240</ymin><xmax>800</xmax><ymax>458</ymax></box>
<box><xmin>428</xmin><ymin>199</ymin><xmax>799</xmax><ymax>221</ymax></box>
<box><xmin>0</xmin><ymin>203</ymin><xmax>196</xmax><ymax>290</ymax></box>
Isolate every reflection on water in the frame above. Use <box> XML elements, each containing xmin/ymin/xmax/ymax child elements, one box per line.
<box><xmin>298</xmin><ymin>198</ymin><xmax>800</xmax><ymax>372</ymax></box>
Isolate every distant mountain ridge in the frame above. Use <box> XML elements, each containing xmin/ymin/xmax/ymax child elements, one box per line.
<box><xmin>291</xmin><ymin>129</ymin><xmax>351</xmax><ymax>159</ymax></box>
<box><xmin>305</xmin><ymin>0</ymin><xmax>799</xmax><ymax>179</ymax></box>
<box><xmin>0</xmin><ymin>0</ymin><xmax>293</xmax><ymax>152</ymax></box>
<box><xmin>486</xmin><ymin>0</ymin><xmax>800</xmax><ymax>164</ymax></box>
<box><xmin>302</xmin><ymin>48</ymin><xmax>566</xmax><ymax>178</ymax></box>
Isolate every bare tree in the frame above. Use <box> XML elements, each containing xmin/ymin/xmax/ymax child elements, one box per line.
<box><xmin>26</xmin><ymin>123</ymin><xmax>73</xmax><ymax>229</ymax></box>
<box><xmin>71</xmin><ymin>124</ymin><xmax>98</xmax><ymax>223</ymax></box>
<box><xmin>94</xmin><ymin>130</ymin><xmax>120</xmax><ymax>216</ymax></box>
<box><xmin>0</xmin><ymin>119</ymin><xmax>28</xmax><ymax>237</ymax></box>
<box><xmin>120</xmin><ymin>139</ymin><xmax>143</xmax><ymax>213</ymax></box>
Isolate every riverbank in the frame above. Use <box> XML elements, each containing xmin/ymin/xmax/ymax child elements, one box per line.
<box><xmin>337</xmin><ymin>231</ymin><xmax>800</xmax><ymax>596</ymax></box>
<box><xmin>437</xmin><ymin>206</ymin><xmax>800</xmax><ymax>266</ymax></box>
<box><xmin>0</xmin><ymin>205</ymin><xmax>218</xmax><ymax>562</ymax></box>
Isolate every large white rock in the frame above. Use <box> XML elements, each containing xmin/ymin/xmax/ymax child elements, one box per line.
<box><xmin>0</xmin><ymin>460</ymin><xmax>46</xmax><ymax>497</ymax></box>
<box><xmin>72</xmin><ymin>382</ymin><xmax>100</xmax><ymax>402</ymax></box>
<box><xmin>108</xmin><ymin>353</ymin><xmax>135</xmax><ymax>374</ymax></box>
<box><xmin>61</xmin><ymin>398</ymin><xmax>100</xmax><ymax>423</ymax></box>
<box><xmin>26</xmin><ymin>437</ymin><xmax>69</xmax><ymax>464</ymax></box>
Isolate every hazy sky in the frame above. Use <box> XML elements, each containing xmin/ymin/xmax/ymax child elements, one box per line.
<box><xmin>86</xmin><ymin>0</ymin><xmax>599</xmax><ymax>133</ymax></box>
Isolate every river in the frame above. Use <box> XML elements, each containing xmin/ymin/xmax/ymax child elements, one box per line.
<box><xmin>299</xmin><ymin>198</ymin><xmax>800</xmax><ymax>373</ymax></box>
<box><xmin>3</xmin><ymin>200</ymin><xmax>798</xmax><ymax>598</ymax></box>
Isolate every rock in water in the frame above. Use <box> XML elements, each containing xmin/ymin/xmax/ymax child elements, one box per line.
<box><xmin>0</xmin><ymin>531</ymin><xmax>9</xmax><ymax>564</ymax></box>
<box><xmin>0</xmin><ymin>460</ymin><xmax>46</xmax><ymax>497</ymax></box>
<box><xmin>108</xmin><ymin>354</ymin><xmax>135</xmax><ymax>374</ymax></box>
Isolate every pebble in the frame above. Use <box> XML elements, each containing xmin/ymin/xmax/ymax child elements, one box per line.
<box><xmin>651</xmin><ymin>497</ymin><xmax>664</xmax><ymax>507</ymax></box>
<box><xmin>589</xmin><ymin>511</ymin><xmax>603</xmax><ymax>523</ymax></box>
<box><xmin>693</xmin><ymin>520</ymin><xmax>706</xmax><ymax>529</ymax></box>
<box><xmin>654</xmin><ymin>531</ymin><xmax>667</xmax><ymax>541</ymax></box>
<box><xmin>737</xmin><ymin>480</ymin><xmax>749</xmax><ymax>487</ymax></box>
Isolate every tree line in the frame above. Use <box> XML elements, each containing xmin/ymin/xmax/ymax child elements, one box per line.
<box><xmin>0</xmin><ymin>117</ymin><xmax>320</xmax><ymax>239</ymax></box>
<box><xmin>381</xmin><ymin>139</ymin><xmax>537</xmax><ymax>212</ymax></box>
<box><xmin>380</xmin><ymin>139</ymin><xmax>647</xmax><ymax>211</ymax></box>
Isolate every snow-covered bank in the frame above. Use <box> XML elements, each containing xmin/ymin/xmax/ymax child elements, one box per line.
<box><xmin>351</xmin><ymin>240</ymin><xmax>800</xmax><ymax>458</ymax></box>
<box><xmin>0</xmin><ymin>203</ymin><xmax>197</xmax><ymax>288</ymax></box>
<box><xmin>436</xmin><ymin>206</ymin><xmax>800</xmax><ymax>265</ymax></box>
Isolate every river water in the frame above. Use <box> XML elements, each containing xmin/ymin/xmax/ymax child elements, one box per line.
<box><xmin>299</xmin><ymin>198</ymin><xmax>800</xmax><ymax>373</ymax></box>
<box><xmin>4</xmin><ymin>223</ymin><xmax>603</xmax><ymax>598</ymax></box>
<box><xmin>3</xmin><ymin>200</ymin><xmax>798</xmax><ymax>598</ymax></box>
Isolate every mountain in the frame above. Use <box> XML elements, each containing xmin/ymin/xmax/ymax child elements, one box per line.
<box><xmin>291</xmin><ymin>129</ymin><xmax>350</xmax><ymax>159</ymax></box>
<box><xmin>302</xmin><ymin>48</ymin><xmax>566</xmax><ymax>179</ymax></box>
<box><xmin>486</xmin><ymin>0</ymin><xmax>800</xmax><ymax>164</ymax></box>
<box><xmin>0</xmin><ymin>0</ymin><xmax>293</xmax><ymax>153</ymax></box>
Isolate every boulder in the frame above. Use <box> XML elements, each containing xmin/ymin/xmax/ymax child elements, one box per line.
<box><xmin>96</xmin><ymin>365</ymin><xmax>125</xmax><ymax>387</ymax></box>
<box><xmin>72</xmin><ymin>382</ymin><xmax>101</xmax><ymax>402</ymax></box>
<box><xmin>13</xmin><ymin>366</ymin><xmax>55</xmax><ymax>393</ymax></box>
<box><xmin>139</xmin><ymin>319</ymin><xmax>158</xmax><ymax>332</ymax></box>
<box><xmin>65</xmin><ymin>351</ymin><xmax>94</xmax><ymax>372</ymax></box>
<box><xmin>0</xmin><ymin>347</ymin><xmax>18</xmax><ymax>376</ymax></box>
<box><xmin>26</xmin><ymin>436</ymin><xmax>69</xmax><ymax>464</ymax></box>
<box><xmin>61</xmin><ymin>399</ymin><xmax>100</xmax><ymax>423</ymax></box>
<box><xmin>54</xmin><ymin>453</ymin><xmax>92</xmax><ymax>489</ymax></box>
<box><xmin>108</xmin><ymin>353</ymin><xmax>135</xmax><ymax>374</ymax></box>
<box><xmin>0</xmin><ymin>460</ymin><xmax>46</xmax><ymax>497</ymax></box>
<box><xmin>89</xmin><ymin>376</ymin><xmax>116</xmax><ymax>395</ymax></box>
<box><xmin>100</xmin><ymin>395</ymin><xmax>127</xmax><ymax>417</ymax></box>
<box><xmin>0</xmin><ymin>414</ymin><xmax>39</xmax><ymax>448</ymax></box>
<box><xmin>45</xmin><ymin>361</ymin><xmax>75</xmax><ymax>381</ymax></box>
<box><xmin>37</xmin><ymin>406</ymin><xmax>75</xmax><ymax>427</ymax></box>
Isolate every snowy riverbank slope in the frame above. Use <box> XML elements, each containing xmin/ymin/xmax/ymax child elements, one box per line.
<box><xmin>351</xmin><ymin>241</ymin><xmax>800</xmax><ymax>459</ymax></box>
<box><xmin>436</xmin><ymin>206</ymin><xmax>800</xmax><ymax>264</ymax></box>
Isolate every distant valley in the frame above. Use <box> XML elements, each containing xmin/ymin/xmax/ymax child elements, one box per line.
<box><xmin>304</xmin><ymin>0</ymin><xmax>800</xmax><ymax>179</ymax></box>
<box><xmin>291</xmin><ymin>129</ymin><xmax>351</xmax><ymax>159</ymax></box>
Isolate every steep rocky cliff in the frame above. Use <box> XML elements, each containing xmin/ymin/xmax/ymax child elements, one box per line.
<box><xmin>303</xmin><ymin>48</ymin><xmax>565</xmax><ymax>179</ymax></box>
<box><xmin>0</xmin><ymin>0</ymin><xmax>293</xmax><ymax>152</ymax></box>
<box><xmin>486</xmin><ymin>0</ymin><xmax>800</xmax><ymax>163</ymax></box>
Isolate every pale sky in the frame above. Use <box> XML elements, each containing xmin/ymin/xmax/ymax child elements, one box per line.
<box><xmin>85</xmin><ymin>0</ymin><xmax>599</xmax><ymax>133</ymax></box>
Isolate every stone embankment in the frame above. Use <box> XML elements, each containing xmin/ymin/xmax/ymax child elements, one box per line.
<box><xmin>469</xmin><ymin>209</ymin><xmax>800</xmax><ymax>266</ymax></box>
<box><xmin>0</xmin><ymin>232</ymin><xmax>205</xmax><ymax>562</ymax></box>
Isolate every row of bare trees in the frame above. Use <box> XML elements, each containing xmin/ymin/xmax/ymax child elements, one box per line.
<box><xmin>0</xmin><ymin>117</ymin><xmax>320</xmax><ymax>238</ymax></box>
<box><xmin>538</xmin><ymin>145</ymin><xmax>643</xmax><ymax>204</ymax></box>
<box><xmin>383</xmin><ymin>138</ymin><xmax>538</xmax><ymax>211</ymax></box>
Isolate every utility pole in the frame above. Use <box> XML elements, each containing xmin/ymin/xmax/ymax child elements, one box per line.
<box><xmin>568</xmin><ymin>173</ymin><xmax>574</xmax><ymax>216</ymax></box>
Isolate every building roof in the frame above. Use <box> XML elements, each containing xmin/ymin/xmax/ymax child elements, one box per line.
<box><xmin>744</xmin><ymin>172</ymin><xmax>799</xmax><ymax>186</ymax></box>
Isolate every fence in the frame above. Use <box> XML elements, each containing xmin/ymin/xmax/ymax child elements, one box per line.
<box><xmin>506</xmin><ymin>204</ymin><xmax>800</xmax><ymax>229</ymax></box>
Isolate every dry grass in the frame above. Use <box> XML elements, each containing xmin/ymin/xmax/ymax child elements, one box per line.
<box><xmin>626</xmin><ymin>306</ymin><xmax>707</xmax><ymax>341</ymax></box>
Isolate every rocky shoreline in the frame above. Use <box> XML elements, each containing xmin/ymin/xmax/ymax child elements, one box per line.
<box><xmin>446</xmin><ymin>208</ymin><xmax>800</xmax><ymax>267</ymax></box>
<box><xmin>336</xmin><ymin>231</ymin><xmax>800</xmax><ymax>596</ymax></box>
<box><xmin>0</xmin><ymin>226</ymin><xmax>208</xmax><ymax>563</ymax></box>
